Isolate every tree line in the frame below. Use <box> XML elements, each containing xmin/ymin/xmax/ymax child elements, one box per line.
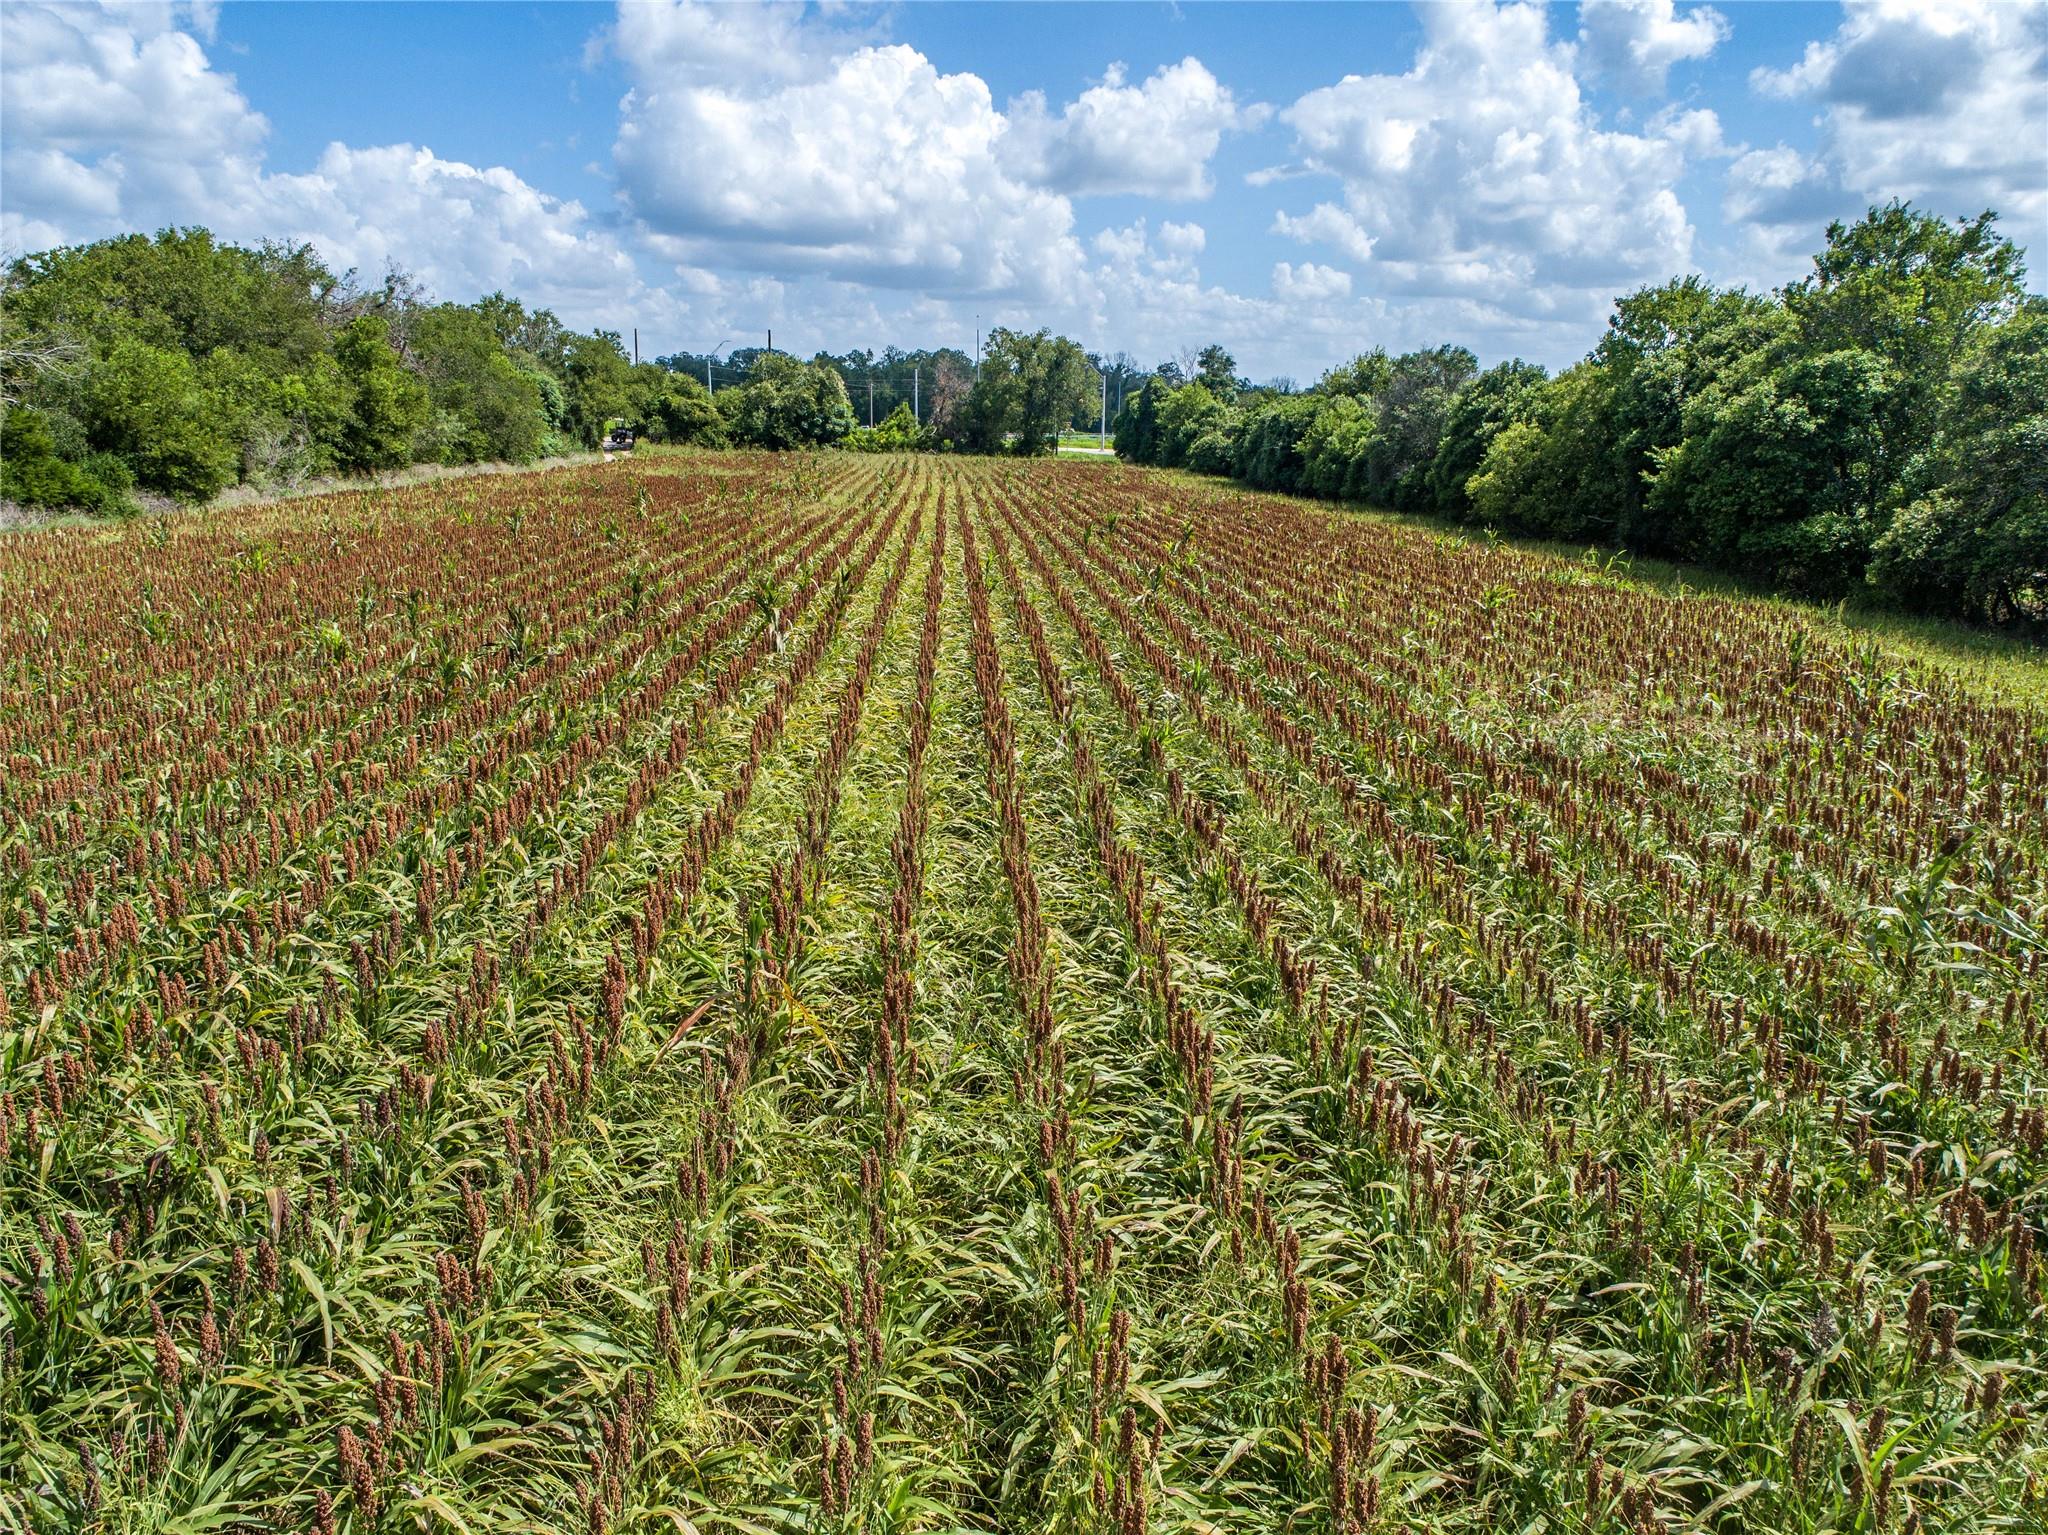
<box><xmin>2</xmin><ymin>206</ymin><xmax>2039</xmax><ymax>625</ymax></box>
<box><xmin>0</xmin><ymin>227</ymin><xmax>1118</xmax><ymax>507</ymax></box>
<box><xmin>0</xmin><ymin>232</ymin><xmax>672</xmax><ymax>509</ymax></box>
<box><xmin>1115</xmin><ymin>205</ymin><xmax>2044</xmax><ymax>628</ymax></box>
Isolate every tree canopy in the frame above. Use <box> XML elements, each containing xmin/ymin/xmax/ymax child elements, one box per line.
<box><xmin>0</xmin><ymin>230</ymin><xmax>686</xmax><ymax>506</ymax></box>
<box><xmin>3</xmin><ymin>206</ymin><xmax>2038</xmax><ymax>627</ymax></box>
<box><xmin>1111</xmin><ymin>203</ymin><xmax>2043</xmax><ymax>627</ymax></box>
<box><xmin>957</xmin><ymin>329</ymin><xmax>1095</xmax><ymax>455</ymax></box>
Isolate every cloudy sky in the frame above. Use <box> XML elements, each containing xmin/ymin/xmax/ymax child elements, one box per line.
<box><xmin>4</xmin><ymin>0</ymin><xmax>2043</xmax><ymax>379</ymax></box>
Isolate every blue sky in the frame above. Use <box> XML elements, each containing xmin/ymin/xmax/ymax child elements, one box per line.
<box><xmin>5</xmin><ymin>1</ymin><xmax>2043</xmax><ymax>380</ymax></box>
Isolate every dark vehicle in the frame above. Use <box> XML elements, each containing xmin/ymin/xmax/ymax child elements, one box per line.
<box><xmin>602</xmin><ymin>426</ymin><xmax>635</xmax><ymax>453</ymax></box>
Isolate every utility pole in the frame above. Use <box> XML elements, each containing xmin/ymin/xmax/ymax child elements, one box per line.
<box><xmin>912</xmin><ymin>366</ymin><xmax>919</xmax><ymax>423</ymax></box>
<box><xmin>633</xmin><ymin>328</ymin><xmax>639</xmax><ymax>366</ymax></box>
<box><xmin>706</xmin><ymin>356</ymin><xmax>712</xmax><ymax>394</ymax></box>
<box><xmin>867</xmin><ymin>376</ymin><xmax>874</xmax><ymax>428</ymax></box>
<box><xmin>1100</xmin><ymin>366</ymin><xmax>1108</xmax><ymax>445</ymax></box>
<box><xmin>767</xmin><ymin>329</ymin><xmax>772</xmax><ymax>355</ymax></box>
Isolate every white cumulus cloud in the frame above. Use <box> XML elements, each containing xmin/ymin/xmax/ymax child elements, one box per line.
<box><xmin>1273</xmin><ymin>260</ymin><xmax>1352</xmax><ymax>302</ymax></box>
<box><xmin>0</xmin><ymin>1</ymin><xmax>685</xmax><ymax>334</ymax></box>
<box><xmin>1001</xmin><ymin>58</ymin><xmax>1266</xmax><ymax>199</ymax></box>
<box><xmin>1578</xmin><ymin>0</ymin><xmax>1729</xmax><ymax>94</ymax></box>
<box><xmin>258</xmin><ymin>144</ymin><xmax>647</xmax><ymax>313</ymax></box>
<box><xmin>0</xmin><ymin>0</ymin><xmax>265</xmax><ymax>251</ymax></box>
<box><xmin>607</xmin><ymin>7</ymin><xmax>1261</xmax><ymax>302</ymax></box>
<box><xmin>1744</xmin><ymin>0</ymin><xmax>2046</xmax><ymax>247</ymax></box>
<box><xmin>1271</xmin><ymin>203</ymin><xmax>1377</xmax><ymax>264</ymax></box>
<box><xmin>611</xmin><ymin>9</ymin><xmax>1090</xmax><ymax>304</ymax></box>
<box><xmin>1273</xmin><ymin>2</ymin><xmax>1706</xmax><ymax>324</ymax></box>
<box><xmin>1723</xmin><ymin>144</ymin><xmax>1839</xmax><ymax>230</ymax></box>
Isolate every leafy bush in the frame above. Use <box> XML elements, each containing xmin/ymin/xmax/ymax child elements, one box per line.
<box><xmin>1868</xmin><ymin>303</ymin><xmax>2048</xmax><ymax>624</ymax></box>
<box><xmin>1427</xmin><ymin>359</ymin><xmax>1546</xmax><ymax>514</ymax></box>
<box><xmin>332</xmin><ymin>317</ymin><xmax>430</xmax><ymax>473</ymax></box>
<box><xmin>1</xmin><ymin>409</ymin><xmax>134</xmax><ymax>512</ymax></box>
<box><xmin>1152</xmin><ymin>384</ymin><xmax>1229</xmax><ymax>468</ymax></box>
<box><xmin>0</xmin><ymin>230</ymin><xmax>674</xmax><ymax>510</ymax></box>
<box><xmin>1112</xmin><ymin>379</ymin><xmax>1164</xmax><ymax>463</ymax></box>
<box><xmin>83</xmin><ymin>339</ymin><xmax>239</xmax><ymax>501</ymax></box>
<box><xmin>1185</xmin><ymin>427</ymin><xmax>1236</xmax><ymax>476</ymax></box>
<box><xmin>640</xmin><ymin>375</ymin><xmax>727</xmax><ymax>447</ymax></box>
<box><xmin>841</xmin><ymin>402</ymin><xmax>930</xmax><ymax>453</ymax></box>
<box><xmin>954</xmin><ymin>329</ymin><xmax>1093</xmax><ymax>454</ymax></box>
<box><xmin>410</xmin><ymin>305</ymin><xmax>549</xmax><ymax>463</ymax></box>
<box><xmin>1297</xmin><ymin>395</ymin><xmax>1375</xmax><ymax>500</ymax></box>
<box><xmin>1651</xmin><ymin>349</ymin><xmax>1895</xmax><ymax>595</ymax></box>
<box><xmin>1466</xmin><ymin>419</ymin><xmax>1545</xmax><ymax>529</ymax></box>
<box><xmin>1233</xmin><ymin>394</ymin><xmax>1321</xmax><ymax>491</ymax></box>
<box><xmin>1461</xmin><ymin>364</ymin><xmax>1624</xmax><ymax>542</ymax></box>
<box><xmin>717</xmin><ymin>352</ymin><xmax>856</xmax><ymax>449</ymax></box>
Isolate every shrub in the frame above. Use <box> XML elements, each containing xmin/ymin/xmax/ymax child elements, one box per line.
<box><xmin>1153</xmin><ymin>384</ymin><xmax>1229</xmax><ymax>468</ymax></box>
<box><xmin>82</xmin><ymin>339</ymin><xmax>239</xmax><ymax>501</ymax></box>
<box><xmin>842</xmin><ymin>402</ymin><xmax>930</xmax><ymax>453</ymax></box>
<box><xmin>1185</xmin><ymin>428</ymin><xmax>1236</xmax><ymax>476</ymax></box>
<box><xmin>332</xmin><ymin>317</ymin><xmax>429</xmax><ymax>473</ymax></box>
<box><xmin>718</xmin><ymin>353</ymin><xmax>856</xmax><ymax>449</ymax></box>
<box><xmin>1</xmin><ymin>409</ymin><xmax>134</xmax><ymax>513</ymax></box>
<box><xmin>641</xmin><ymin>375</ymin><xmax>727</xmax><ymax>447</ymax></box>
<box><xmin>1234</xmin><ymin>395</ymin><xmax>1322</xmax><ymax>492</ymax></box>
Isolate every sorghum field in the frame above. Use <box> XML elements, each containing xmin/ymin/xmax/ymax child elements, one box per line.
<box><xmin>3</xmin><ymin>453</ymin><xmax>2045</xmax><ymax>1535</ymax></box>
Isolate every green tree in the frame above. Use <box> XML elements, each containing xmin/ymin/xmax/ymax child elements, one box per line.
<box><xmin>1150</xmin><ymin>382</ymin><xmax>1231</xmax><ymax>468</ymax></box>
<box><xmin>1653</xmin><ymin>348</ymin><xmax>1896</xmax><ymax>593</ymax></box>
<box><xmin>1195</xmin><ymin>343</ymin><xmax>1240</xmax><ymax>400</ymax></box>
<box><xmin>842</xmin><ymin>401</ymin><xmax>931</xmax><ymax>453</ymax></box>
<box><xmin>332</xmin><ymin>316</ymin><xmax>428</xmax><ymax>473</ymax></box>
<box><xmin>1427</xmin><ymin>358</ymin><xmax>1548</xmax><ymax>515</ymax></box>
<box><xmin>1466</xmin><ymin>419</ymin><xmax>1546</xmax><ymax>530</ymax></box>
<box><xmin>7</xmin><ymin>227</ymin><xmax>360</xmax><ymax>494</ymax></box>
<box><xmin>409</xmin><ymin>304</ymin><xmax>549</xmax><ymax>463</ymax></box>
<box><xmin>717</xmin><ymin>351</ymin><xmax>855</xmax><ymax>449</ymax></box>
<box><xmin>1297</xmin><ymin>393</ymin><xmax>1376</xmax><ymax>499</ymax></box>
<box><xmin>1234</xmin><ymin>393</ymin><xmax>1322</xmax><ymax>491</ymax></box>
<box><xmin>5</xmin><ymin>228</ymin><xmax>341</xmax><ymax>371</ymax></box>
<box><xmin>639</xmin><ymin>372</ymin><xmax>728</xmax><ymax>446</ymax></box>
<box><xmin>1464</xmin><ymin>363</ymin><xmax>1625</xmax><ymax>540</ymax></box>
<box><xmin>1522</xmin><ymin>363</ymin><xmax>1628</xmax><ymax>541</ymax></box>
<box><xmin>1788</xmin><ymin>203</ymin><xmax>2031</xmax><ymax>532</ymax></box>
<box><xmin>1608</xmin><ymin>282</ymin><xmax>1792</xmax><ymax>551</ymax></box>
<box><xmin>1186</xmin><ymin>426</ymin><xmax>1237</xmax><ymax>475</ymax></box>
<box><xmin>560</xmin><ymin>331</ymin><xmax>635</xmax><ymax>448</ymax></box>
<box><xmin>1112</xmin><ymin>378</ymin><xmax>1166</xmax><ymax>463</ymax></box>
<box><xmin>1870</xmin><ymin>301</ymin><xmax>2048</xmax><ymax>624</ymax></box>
<box><xmin>960</xmin><ymin>329</ymin><xmax>1093</xmax><ymax>454</ymax></box>
<box><xmin>244</xmin><ymin>354</ymin><xmax>351</xmax><ymax>485</ymax></box>
<box><xmin>1318</xmin><ymin>350</ymin><xmax>1393</xmax><ymax>399</ymax></box>
<box><xmin>0</xmin><ymin>408</ymin><xmax>132</xmax><ymax>512</ymax></box>
<box><xmin>83</xmin><ymin>338</ymin><xmax>239</xmax><ymax>500</ymax></box>
<box><xmin>1358</xmin><ymin>345</ymin><xmax>1476</xmax><ymax>508</ymax></box>
<box><xmin>1790</xmin><ymin>204</ymin><xmax>2026</xmax><ymax>400</ymax></box>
